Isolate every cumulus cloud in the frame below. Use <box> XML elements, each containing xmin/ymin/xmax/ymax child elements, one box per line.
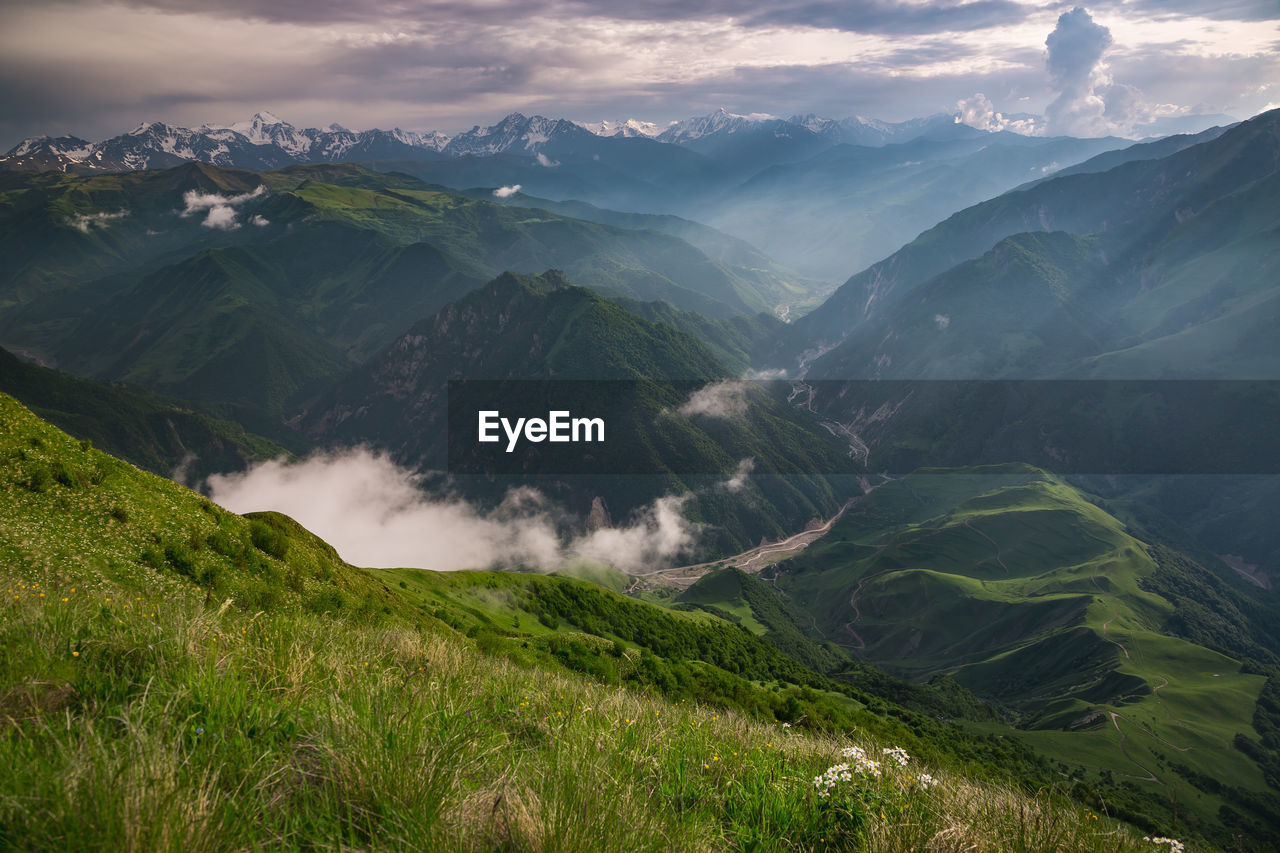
<box><xmin>249</xmin><ymin>213</ymin><xmax>270</xmax><ymax>226</ymax></box>
<box><xmin>492</xmin><ymin>184</ymin><xmax>522</xmax><ymax>197</ymax></box>
<box><xmin>205</xmin><ymin>447</ymin><xmax>699</xmax><ymax>573</ymax></box>
<box><xmin>678</xmin><ymin>380</ymin><xmax>748</xmax><ymax>420</ymax></box>
<box><xmin>1042</xmin><ymin>6</ymin><xmax>1156</xmax><ymax>137</ymax></box>
<box><xmin>67</xmin><ymin>208</ymin><xmax>128</xmax><ymax>232</ymax></box>
<box><xmin>534</xmin><ymin>152</ymin><xmax>559</xmax><ymax>167</ymax></box>
<box><xmin>180</xmin><ymin>184</ymin><xmax>266</xmax><ymax>229</ymax></box>
<box><xmin>954</xmin><ymin>92</ymin><xmax>1041</xmax><ymax>134</ymax></box>
<box><xmin>934</xmin><ymin>313</ymin><xmax>950</xmax><ymax>329</ymax></box>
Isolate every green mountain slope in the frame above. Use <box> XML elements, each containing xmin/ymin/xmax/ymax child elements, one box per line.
<box><xmin>611</xmin><ymin>296</ymin><xmax>787</xmax><ymax>374</ymax></box>
<box><xmin>0</xmin><ymin>393</ymin><xmax>1167</xmax><ymax>851</ymax></box>
<box><xmin>762</xmin><ymin>465</ymin><xmax>1280</xmax><ymax>843</ymax></box>
<box><xmin>1</xmin><ymin>162</ymin><xmax>805</xmax><ymax>418</ymax></box>
<box><xmin>0</xmin><ymin>346</ymin><xmax>299</xmax><ymax>480</ymax></box>
<box><xmin>304</xmin><ymin>270</ymin><xmax>855</xmax><ymax>554</ymax></box>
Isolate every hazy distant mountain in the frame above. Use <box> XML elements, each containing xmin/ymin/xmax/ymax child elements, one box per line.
<box><xmin>790</xmin><ymin>108</ymin><xmax>1280</xmax><ymax>377</ymax></box>
<box><xmin>697</xmin><ymin>129</ymin><xmax>1130</xmax><ymax>280</ymax></box>
<box><xmin>464</xmin><ymin>187</ymin><xmax>822</xmax><ymax>314</ymax></box>
<box><xmin>1140</xmin><ymin>112</ymin><xmax>1237</xmax><ymax>138</ymax></box>
<box><xmin>788</xmin><ymin>112</ymin><xmax>977</xmax><ymax>146</ymax></box>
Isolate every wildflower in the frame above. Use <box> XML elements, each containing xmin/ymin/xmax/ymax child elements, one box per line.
<box><xmin>882</xmin><ymin>746</ymin><xmax>910</xmax><ymax>767</ymax></box>
<box><xmin>813</xmin><ymin>762</ymin><xmax>854</xmax><ymax>797</ymax></box>
<box><xmin>72</xmin><ymin>651</ymin><xmax>79</xmax><ymax>658</ymax></box>
<box><xmin>916</xmin><ymin>773</ymin><xmax>938</xmax><ymax>789</ymax></box>
<box><xmin>1143</xmin><ymin>838</ymin><xmax>1185</xmax><ymax>852</ymax></box>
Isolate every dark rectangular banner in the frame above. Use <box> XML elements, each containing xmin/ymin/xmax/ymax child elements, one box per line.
<box><xmin>447</xmin><ymin>379</ymin><xmax>1280</xmax><ymax>476</ymax></box>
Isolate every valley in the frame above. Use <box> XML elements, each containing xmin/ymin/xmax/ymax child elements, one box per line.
<box><xmin>2</xmin><ymin>35</ymin><xmax>1278</xmax><ymax>847</ymax></box>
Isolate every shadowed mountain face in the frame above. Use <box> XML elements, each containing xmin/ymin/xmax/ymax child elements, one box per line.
<box><xmin>302</xmin><ymin>270</ymin><xmax>857</xmax><ymax>555</ymax></box>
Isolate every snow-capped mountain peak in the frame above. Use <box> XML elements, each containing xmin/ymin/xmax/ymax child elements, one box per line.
<box><xmin>441</xmin><ymin>113</ymin><xmax>588</xmax><ymax>157</ymax></box>
<box><xmin>224</xmin><ymin>112</ymin><xmax>313</xmax><ymax>158</ymax></box>
<box><xmin>575</xmin><ymin>118</ymin><xmax>667</xmax><ymax>138</ymax></box>
<box><xmin>657</xmin><ymin>108</ymin><xmax>783</xmax><ymax>143</ymax></box>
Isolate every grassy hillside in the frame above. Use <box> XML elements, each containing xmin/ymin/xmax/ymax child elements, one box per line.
<box><xmin>0</xmin><ymin>394</ymin><xmax>1177</xmax><ymax>850</ymax></box>
<box><xmin>765</xmin><ymin>466</ymin><xmax>1280</xmax><ymax>845</ymax></box>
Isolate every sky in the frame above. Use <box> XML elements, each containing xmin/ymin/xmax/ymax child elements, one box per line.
<box><xmin>1</xmin><ymin>0</ymin><xmax>1277</xmax><ymax>147</ymax></box>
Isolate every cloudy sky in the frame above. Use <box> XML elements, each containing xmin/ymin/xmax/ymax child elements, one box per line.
<box><xmin>1</xmin><ymin>0</ymin><xmax>1277</xmax><ymax>146</ymax></box>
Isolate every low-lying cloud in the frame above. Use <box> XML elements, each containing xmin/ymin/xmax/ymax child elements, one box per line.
<box><xmin>180</xmin><ymin>184</ymin><xmax>266</xmax><ymax>229</ymax></box>
<box><xmin>724</xmin><ymin>457</ymin><xmax>755</xmax><ymax>492</ymax></box>
<box><xmin>205</xmin><ymin>447</ymin><xmax>699</xmax><ymax>573</ymax></box>
<box><xmin>678</xmin><ymin>380</ymin><xmax>748</xmax><ymax>420</ymax></box>
<box><xmin>67</xmin><ymin>209</ymin><xmax>128</xmax><ymax>232</ymax></box>
<box><xmin>492</xmin><ymin>184</ymin><xmax>522</xmax><ymax>197</ymax></box>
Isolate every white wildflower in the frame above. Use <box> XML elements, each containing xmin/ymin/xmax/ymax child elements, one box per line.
<box><xmin>882</xmin><ymin>746</ymin><xmax>910</xmax><ymax>767</ymax></box>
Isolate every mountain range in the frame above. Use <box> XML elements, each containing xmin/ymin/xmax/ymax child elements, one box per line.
<box><xmin>9</xmin><ymin>108</ymin><xmax>1237</xmax><ymax>282</ymax></box>
<box><xmin>0</xmin><ymin>108</ymin><xmax>1037</xmax><ymax>175</ymax></box>
<box><xmin>3</xmin><ymin>97</ymin><xmax>1279</xmax><ymax>849</ymax></box>
<box><xmin>791</xmin><ymin>109</ymin><xmax>1279</xmax><ymax>379</ymax></box>
<box><xmin>0</xmin><ymin>161</ymin><xmax>812</xmax><ymax>414</ymax></box>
